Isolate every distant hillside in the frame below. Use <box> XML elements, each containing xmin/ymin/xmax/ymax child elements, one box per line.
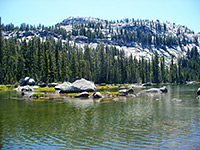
<box><xmin>2</xmin><ymin>16</ymin><xmax>200</xmax><ymax>60</ymax></box>
<box><xmin>1</xmin><ymin>17</ymin><xmax>200</xmax><ymax>84</ymax></box>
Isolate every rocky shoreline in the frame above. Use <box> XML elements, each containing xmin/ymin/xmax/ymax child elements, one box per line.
<box><xmin>13</xmin><ymin>77</ymin><xmax>171</xmax><ymax>102</ymax></box>
<box><xmin>1</xmin><ymin>77</ymin><xmax>199</xmax><ymax>102</ymax></box>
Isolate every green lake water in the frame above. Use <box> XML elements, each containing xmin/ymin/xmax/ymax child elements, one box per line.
<box><xmin>0</xmin><ymin>85</ymin><xmax>200</xmax><ymax>149</ymax></box>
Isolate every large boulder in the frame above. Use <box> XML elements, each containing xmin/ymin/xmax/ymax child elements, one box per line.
<box><xmin>119</xmin><ymin>88</ymin><xmax>134</xmax><ymax>96</ymax></box>
<box><xmin>37</xmin><ymin>82</ymin><xmax>46</xmax><ymax>87</ymax></box>
<box><xmin>15</xmin><ymin>85</ymin><xmax>34</xmax><ymax>92</ymax></box>
<box><xmin>119</xmin><ymin>89</ymin><xmax>128</xmax><ymax>96</ymax></box>
<box><xmin>139</xmin><ymin>88</ymin><xmax>161</xmax><ymax>94</ymax></box>
<box><xmin>72</xmin><ymin>78</ymin><xmax>96</xmax><ymax>92</ymax></box>
<box><xmin>60</xmin><ymin>78</ymin><xmax>96</xmax><ymax>93</ymax></box>
<box><xmin>138</xmin><ymin>86</ymin><xmax>168</xmax><ymax>95</ymax></box>
<box><xmin>160</xmin><ymin>86</ymin><xmax>168</xmax><ymax>93</ymax></box>
<box><xmin>48</xmin><ymin>83</ymin><xmax>59</xmax><ymax>87</ymax></box>
<box><xmin>186</xmin><ymin>81</ymin><xmax>197</xmax><ymax>85</ymax></box>
<box><xmin>19</xmin><ymin>77</ymin><xmax>35</xmax><ymax>86</ymax></box>
<box><xmin>142</xmin><ymin>82</ymin><xmax>152</xmax><ymax>86</ymax></box>
<box><xmin>128</xmin><ymin>87</ymin><xmax>134</xmax><ymax>93</ymax></box>
<box><xmin>129</xmin><ymin>84</ymin><xmax>144</xmax><ymax>88</ymax></box>
<box><xmin>55</xmin><ymin>82</ymin><xmax>72</xmax><ymax>90</ymax></box>
<box><xmin>92</xmin><ymin>92</ymin><xmax>103</xmax><ymax>98</ymax></box>
<box><xmin>197</xmin><ymin>88</ymin><xmax>200</xmax><ymax>95</ymax></box>
<box><xmin>75</xmin><ymin>92</ymin><xmax>90</xmax><ymax>98</ymax></box>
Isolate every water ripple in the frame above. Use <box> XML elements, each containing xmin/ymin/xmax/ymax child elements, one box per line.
<box><xmin>1</xmin><ymin>86</ymin><xmax>200</xmax><ymax>149</ymax></box>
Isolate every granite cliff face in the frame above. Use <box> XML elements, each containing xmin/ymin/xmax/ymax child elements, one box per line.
<box><xmin>3</xmin><ymin>16</ymin><xmax>200</xmax><ymax>60</ymax></box>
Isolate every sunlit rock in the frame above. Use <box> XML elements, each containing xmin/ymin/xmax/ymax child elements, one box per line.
<box><xmin>19</xmin><ymin>77</ymin><xmax>35</xmax><ymax>86</ymax></box>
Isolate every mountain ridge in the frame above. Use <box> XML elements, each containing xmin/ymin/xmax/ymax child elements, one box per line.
<box><xmin>2</xmin><ymin>16</ymin><xmax>200</xmax><ymax>60</ymax></box>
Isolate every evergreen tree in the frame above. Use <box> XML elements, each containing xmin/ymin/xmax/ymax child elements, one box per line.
<box><xmin>55</xmin><ymin>41</ymin><xmax>61</xmax><ymax>81</ymax></box>
<box><xmin>160</xmin><ymin>56</ymin><xmax>166</xmax><ymax>83</ymax></box>
<box><xmin>70</xmin><ymin>50</ymin><xmax>79</xmax><ymax>82</ymax></box>
<box><xmin>98</xmin><ymin>44</ymin><xmax>106</xmax><ymax>83</ymax></box>
<box><xmin>84</xmin><ymin>45</ymin><xmax>92</xmax><ymax>80</ymax></box>
<box><xmin>170</xmin><ymin>56</ymin><xmax>175</xmax><ymax>83</ymax></box>
<box><xmin>42</xmin><ymin>41</ymin><xmax>50</xmax><ymax>83</ymax></box>
<box><xmin>152</xmin><ymin>51</ymin><xmax>160</xmax><ymax>84</ymax></box>
<box><xmin>61</xmin><ymin>44</ymin><xmax>70</xmax><ymax>81</ymax></box>
<box><xmin>0</xmin><ymin>17</ymin><xmax>5</xmax><ymax>84</ymax></box>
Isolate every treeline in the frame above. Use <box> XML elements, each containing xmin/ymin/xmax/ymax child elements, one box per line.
<box><xmin>0</xmin><ymin>34</ymin><xmax>200</xmax><ymax>84</ymax></box>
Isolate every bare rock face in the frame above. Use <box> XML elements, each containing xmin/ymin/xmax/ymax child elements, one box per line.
<box><xmin>72</xmin><ymin>78</ymin><xmax>96</xmax><ymax>92</ymax></box>
<box><xmin>55</xmin><ymin>82</ymin><xmax>72</xmax><ymax>90</ymax></box>
<box><xmin>59</xmin><ymin>78</ymin><xmax>96</xmax><ymax>93</ymax></box>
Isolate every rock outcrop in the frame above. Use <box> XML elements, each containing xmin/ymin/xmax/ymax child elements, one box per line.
<box><xmin>55</xmin><ymin>82</ymin><xmax>72</xmax><ymax>90</ymax></box>
<box><xmin>119</xmin><ymin>89</ymin><xmax>128</xmax><ymax>96</ymax></box>
<box><xmin>48</xmin><ymin>83</ymin><xmax>59</xmax><ymax>87</ymax></box>
<box><xmin>3</xmin><ymin>17</ymin><xmax>200</xmax><ymax>61</ymax></box>
<box><xmin>128</xmin><ymin>87</ymin><xmax>134</xmax><ymax>93</ymax></box>
<box><xmin>74</xmin><ymin>92</ymin><xmax>90</xmax><ymax>98</ymax></box>
<box><xmin>142</xmin><ymin>82</ymin><xmax>152</xmax><ymax>86</ymax></box>
<box><xmin>19</xmin><ymin>77</ymin><xmax>35</xmax><ymax>86</ymax></box>
<box><xmin>92</xmin><ymin>92</ymin><xmax>103</xmax><ymax>98</ymax></box>
<box><xmin>15</xmin><ymin>85</ymin><xmax>34</xmax><ymax>92</ymax></box>
<box><xmin>59</xmin><ymin>78</ymin><xmax>96</xmax><ymax>93</ymax></box>
<box><xmin>160</xmin><ymin>86</ymin><xmax>168</xmax><ymax>93</ymax></box>
<box><xmin>137</xmin><ymin>86</ymin><xmax>168</xmax><ymax>96</ymax></box>
<box><xmin>119</xmin><ymin>87</ymin><xmax>134</xmax><ymax>96</ymax></box>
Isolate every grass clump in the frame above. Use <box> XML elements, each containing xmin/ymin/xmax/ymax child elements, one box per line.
<box><xmin>0</xmin><ymin>84</ymin><xmax>18</xmax><ymax>91</ymax></box>
<box><xmin>0</xmin><ymin>85</ymin><xmax>8</xmax><ymax>90</ymax></box>
<box><xmin>96</xmin><ymin>84</ymin><xmax>118</xmax><ymax>89</ymax></box>
<box><xmin>99</xmin><ymin>91</ymin><xmax>120</xmax><ymax>95</ymax></box>
<box><xmin>32</xmin><ymin>99</ymin><xmax>45</xmax><ymax>102</ymax></box>
<box><xmin>34</xmin><ymin>86</ymin><xmax>55</xmax><ymax>92</ymax></box>
<box><xmin>32</xmin><ymin>92</ymin><xmax>45</xmax><ymax>97</ymax></box>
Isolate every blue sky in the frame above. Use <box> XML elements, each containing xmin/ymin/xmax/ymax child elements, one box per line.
<box><xmin>1</xmin><ymin>0</ymin><xmax>200</xmax><ymax>33</ymax></box>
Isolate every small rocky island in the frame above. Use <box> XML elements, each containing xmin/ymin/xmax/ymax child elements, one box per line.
<box><xmin>14</xmin><ymin>77</ymin><xmax>170</xmax><ymax>102</ymax></box>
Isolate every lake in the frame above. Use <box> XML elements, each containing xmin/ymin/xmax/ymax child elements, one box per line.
<box><xmin>0</xmin><ymin>85</ymin><xmax>200</xmax><ymax>149</ymax></box>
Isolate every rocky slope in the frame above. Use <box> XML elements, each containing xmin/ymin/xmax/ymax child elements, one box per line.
<box><xmin>3</xmin><ymin>16</ymin><xmax>200</xmax><ymax>60</ymax></box>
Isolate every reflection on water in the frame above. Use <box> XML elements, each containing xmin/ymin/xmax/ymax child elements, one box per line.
<box><xmin>0</xmin><ymin>85</ymin><xmax>200</xmax><ymax>149</ymax></box>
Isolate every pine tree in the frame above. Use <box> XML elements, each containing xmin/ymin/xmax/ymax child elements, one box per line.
<box><xmin>152</xmin><ymin>51</ymin><xmax>160</xmax><ymax>84</ymax></box>
<box><xmin>42</xmin><ymin>41</ymin><xmax>50</xmax><ymax>83</ymax></box>
<box><xmin>98</xmin><ymin>44</ymin><xmax>106</xmax><ymax>83</ymax></box>
<box><xmin>55</xmin><ymin>41</ymin><xmax>61</xmax><ymax>81</ymax></box>
<box><xmin>61</xmin><ymin>44</ymin><xmax>70</xmax><ymax>81</ymax></box>
<box><xmin>70</xmin><ymin>50</ymin><xmax>79</xmax><ymax>82</ymax></box>
<box><xmin>84</xmin><ymin>45</ymin><xmax>92</xmax><ymax>80</ymax></box>
<box><xmin>160</xmin><ymin>56</ymin><xmax>166</xmax><ymax>83</ymax></box>
<box><xmin>0</xmin><ymin>17</ymin><xmax>5</xmax><ymax>84</ymax></box>
<box><xmin>170</xmin><ymin>56</ymin><xmax>175</xmax><ymax>83</ymax></box>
